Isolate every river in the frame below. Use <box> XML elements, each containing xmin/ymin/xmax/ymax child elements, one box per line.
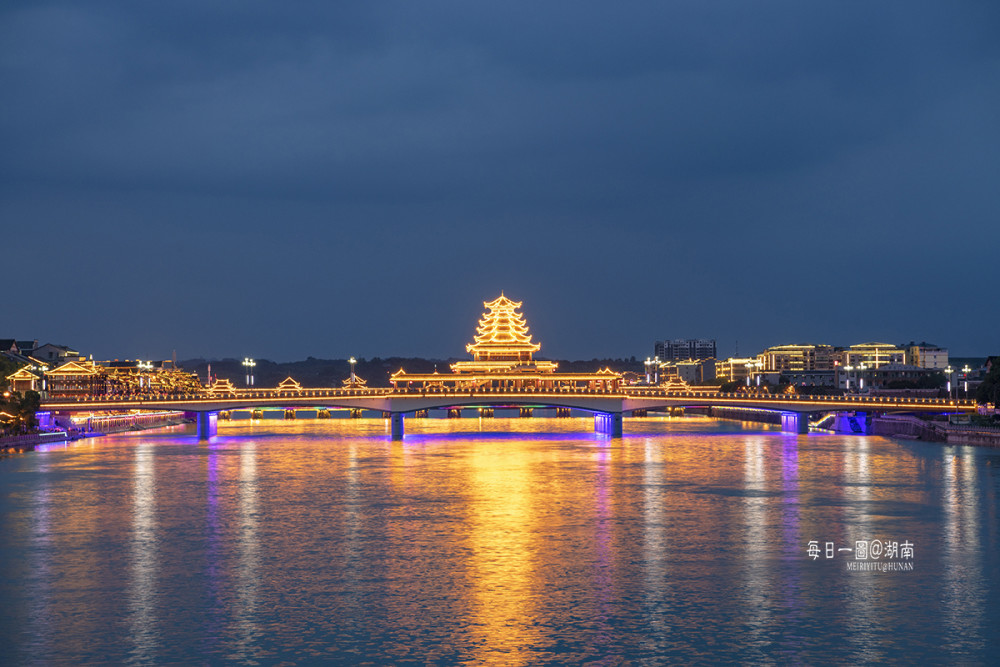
<box><xmin>0</xmin><ymin>416</ymin><xmax>997</xmax><ymax>664</ymax></box>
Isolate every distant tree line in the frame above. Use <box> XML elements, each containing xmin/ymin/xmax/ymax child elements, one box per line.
<box><xmin>977</xmin><ymin>357</ymin><xmax>1000</xmax><ymax>406</ymax></box>
<box><xmin>182</xmin><ymin>356</ymin><xmax>646</xmax><ymax>388</ymax></box>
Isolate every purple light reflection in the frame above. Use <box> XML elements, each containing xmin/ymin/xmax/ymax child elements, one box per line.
<box><xmin>780</xmin><ymin>435</ymin><xmax>805</xmax><ymax>630</ymax></box>
<box><xmin>203</xmin><ymin>441</ymin><xmax>224</xmax><ymax>654</ymax></box>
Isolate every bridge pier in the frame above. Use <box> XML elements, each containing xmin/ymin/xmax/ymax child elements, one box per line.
<box><xmin>594</xmin><ymin>412</ymin><xmax>623</xmax><ymax>437</ymax></box>
<box><xmin>196</xmin><ymin>411</ymin><xmax>218</xmax><ymax>440</ymax></box>
<box><xmin>833</xmin><ymin>411</ymin><xmax>872</xmax><ymax>435</ymax></box>
<box><xmin>390</xmin><ymin>413</ymin><xmax>404</xmax><ymax>440</ymax></box>
<box><xmin>780</xmin><ymin>412</ymin><xmax>810</xmax><ymax>434</ymax></box>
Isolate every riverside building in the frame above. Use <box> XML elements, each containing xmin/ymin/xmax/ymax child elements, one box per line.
<box><xmin>654</xmin><ymin>338</ymin><xmax>717</xmax><ymax>361</ymax></box>
<box><xmin>840</xmin><ymin>343</ymin><xmax>905</xmax><ymax>369</ymax></box>
<box><xmin>905</xmin><ymin>343</ymin><xmax>949</xmax><ymax>369</ymax></box>
<box><xmin>760</xmin><ymin>344</ymin><xmax>836</xmax><ymax>372</ymax></box>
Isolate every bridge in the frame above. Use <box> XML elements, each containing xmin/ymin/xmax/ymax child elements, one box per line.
<box><xmin>40</xmin><ymin>387</ymin><xmax>976</xmax><ymax>439</ymax></box>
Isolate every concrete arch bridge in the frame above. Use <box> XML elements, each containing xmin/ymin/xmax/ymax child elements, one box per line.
<box><xmin>40</xmin><ymin>387</ymin><xmax>975</xmax><ymax>440</ymax></box>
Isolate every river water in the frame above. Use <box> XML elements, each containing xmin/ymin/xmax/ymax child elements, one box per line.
<box><xmin>0</xmin><ymin>416</ymin><xmax>997</xmax><ymax>664</ymax></box>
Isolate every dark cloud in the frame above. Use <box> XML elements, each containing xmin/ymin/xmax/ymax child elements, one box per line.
<box><xmin>2</xmin><ymin>1</ymin><xmax>998</xmax><ymax>361</ymax></box>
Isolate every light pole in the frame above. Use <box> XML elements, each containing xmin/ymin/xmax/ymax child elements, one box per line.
<box><xmin>962</xmin><ymin>365</ymin><xmax>972</xmax><ymax>398</ymax></box>
<box><xmin>349</xmin><ymin>357</ymin><xmax>357</xmax><ymax>385</ymax></box>
<box><xmin>136</xmin><ymin>360</ymin><xmax>153</xmax><ymax>390</ymax></box>
<box><xmin>243</xmin><ymin>357</ymin><xmax>256</xmax><ymax>387</ymax></box>
<box><xmin>645</xmin><ymin>357</ymin><xmax>653</xmax><ymax>385</ymax></box>
<box><xmin>745</xmin><ymin>362</ymin><xmax>753</xmax><ymax>387</ymax></box>
<box><xmin>945</xmin><ymin>366</ymin><xmax>953</xmax><ymax>398</ymax></box>
<box><xmin>859</xmin><ymin>363</ymin><xmax>866</xmax><ymax>393</ymax></box>
<box><xmin>844</xmin><ymin>365</ymin><xmax>854</xmax><ymax>392</ymax></box>
<box><xmin>653</xmin><ymin>356</ymin><xmax>660</xmax><ymax>384</ymax></box>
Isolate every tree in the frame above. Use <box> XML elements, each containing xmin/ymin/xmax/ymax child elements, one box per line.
<box><xmin>0</xmin><ymin>357</ymin><xmax>18</xmax><ymax>390</ymax></box>
<box><xmin>976</xmin><ymin>357</ymin><xmax>1000</xmax><ymax>406</ymax></box>
<box><xmin>18</xmin><ymin>391</ymin><xmax>40</xmax><ymax>431</ymax></box>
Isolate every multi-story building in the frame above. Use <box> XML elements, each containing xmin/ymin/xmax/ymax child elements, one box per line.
<box><xmin>658</xmin><ymin>358</ymin><xmax>717</xmax><ymax>385</ymax></box>
<box><xmin>905</xmin><ymin>343</ymin><xmax>949</xmax><ymax>369</ymax></box>
<box><xmin>654</xmin><ymin>338</ymin><xmax>717</xmax><ymax>361</ymax></box>
<box><xmin>839</xmin><ymin>343</ymin><xmax>905</xmax><ymax>369</ymax></box>
<box><xmin>31</xmin><ymin>343</ymin><xmax>80</xmax><ymax>364</ymax></box>
<box><xmin>760</xmin><ymin>344</ymin><xmax>836</xmax><ymax>372</ymax></box>
<box><xmin>714</xmin><ymin>357</ymin><xmax>761</xmax><ymax>384</ymax></box>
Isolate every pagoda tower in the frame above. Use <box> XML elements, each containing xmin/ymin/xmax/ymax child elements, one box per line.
<box><xmin>389</xmin><ymin>293</ymin><xmax>620</xmax><ymax>391</ymax></box>
<box><xmin>451</xmin><ymin>294</ymin><xmax>558</xmax><ymax>374</ymax></box>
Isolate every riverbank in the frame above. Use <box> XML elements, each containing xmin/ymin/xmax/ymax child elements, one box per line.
<box><xmin>2</xmin><ymin>413</ymin><xmax>192</xmax><ymax>455</ymax></box>
<box><xmin>692</xmin><ymin>407</ymin><xmax>1000</xmax><ymax>448</ymax></box>
<box><xmin>0</xmin><ymin>431</ymin><xmax>71</xmax><ymax>454</ymax></box>
<box><xmin>872</xmin><ymin>415</ymin><xmax>1000</xmax><ymax>447</ymax></box>
<box><xmin>74</xmin><ymin>411</ymin><xmax>190</xmax><ymax>436</ymax></box>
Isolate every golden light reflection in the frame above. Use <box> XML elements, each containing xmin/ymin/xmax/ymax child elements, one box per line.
<box><xmin>941</xmin><ymin>448</ymin><xmax>985</xmax><ymax>647</ymax></box>
<box><xmin>642</xmin><ymin>436</ymin><xmax>669</xmax><ymax>629</ymax></box>
<box><xmin>27</xmin><ymin>457</ymin><xmax>54</xmax><ymax>655</ymax></box>
<box><xmin>841</xmin><ymin>437</ymin><xmax>880</xmax><ymax>659</ymax></box>
<box><xmin>229</xmin><ymin>442</ymin><xmax>260</xmax><ymax>661</ymax></box>
<box><xmin>128</xmin><ymin>442</ymin><xmax>160</xmax><ymax>661</ymax></box>
<box><xmin>741</xmin><ymin>437</ymin><xmax>771</xmax><ymax>639</ymax></box>
<box><xmin>464</xmin><ymin>441</ymin><xmax>543</xmax><ymax>664</ymax></box>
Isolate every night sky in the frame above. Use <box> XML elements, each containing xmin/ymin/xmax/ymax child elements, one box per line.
<box><xmin>3</xmin><ymin>2</ymin><xmax>998</xmax><ymax>363</ymax></box>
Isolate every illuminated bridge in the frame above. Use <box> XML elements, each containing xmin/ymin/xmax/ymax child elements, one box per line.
<box><xmin>36</xmin><ymin>295</ymin><xmax>977</xmax><ymax>440</ymax></box>
<box><xmin>40</xmin><ymin>387</ymin><xmax>976</xmax><ymax>440</ymax></box>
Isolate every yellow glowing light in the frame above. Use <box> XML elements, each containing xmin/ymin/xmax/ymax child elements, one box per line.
<box><xmin>277</xmin><ymin>376</ymin><xmax>303</xmax><ymax>391</ymax></box>
<box><xmin>465</xmin><ymin>294</ymin><xmax>542</xmax><ymax>358</ymax></box>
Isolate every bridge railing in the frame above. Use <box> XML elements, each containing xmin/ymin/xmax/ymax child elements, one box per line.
<box><xmin>38</xmin><ymin>386</ymin><xmax>977</xmax><ymax>410</ymax></box>
<box><xmin>618</xmin><ymin>388</ymin><xmax>974</xmax><ymax>410</ymax></box>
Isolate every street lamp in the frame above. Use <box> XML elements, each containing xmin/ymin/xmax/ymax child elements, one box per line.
<box><xmin>859</xmin><ymin>363</ymin><xmax>866</xmax><ymax>393</ymax></box>
<box><xmin>944</xmin><ymin>366</ymin><xmax>953</xmax><ymax>398</ymax></box>
<box><xmin>136</xmin><ymin>360</ymin><xmax>153</xmax><ymax>390</ymax></box>
<box><xmin>243</xmin><ymin>357</ymin><xmax>256</xmax><ymax>387</ymax></box>
<box><xmin>653</xmin><ymin>356</ymin><xmax>660</xmax><ymax>384</ymax></box>
<box><xmin>349</xmin><ymin>357</ymin><xmax>357</xmax><ymax>384</ymax></box>
<box><xmin>645</xmin><ymin>357</ymin><xmax>653</xmax><ymax>385</ymax></box>
<box><xmin>844</xmin><ymin>365</ymin><xmax>854</xmax><ymax>392</ymax></box>
<box><xmin>745</xmin><ymin>362</ymin><xmax>753</xmax><ymax>387</ymax></box>
<box><xmin>962</xmin><ymin>365</ymin><xmax>972</xmax><ymax>398</ymax></box>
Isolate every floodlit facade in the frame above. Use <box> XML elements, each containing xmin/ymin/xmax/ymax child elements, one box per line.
<box><xmin>6</xmin><ymin>366</ymin><xmax>43</xmax><ymax>392</ymax></box>
<box><xmin>905</xmin><ymin>343</ymin><xmax>949</xmax><ymax>370</ymax></box>
<box><xmin>761</xmin><ymin>344</ymin><xmax>836</xmax><ymax>372</ymax></box>
<box><xmin>714</xmin><ymin>357</ymin><xmax>761</xmax><ymax>384</ymax></box>
<box><xmin>42</xmin><ymin>359</ymin><xmax>203</xmax><ymax>398</ymax></box>
<box><xmin>840</xmin><ymin>343</ymin><xmax>905</xmax><ymax>369</ymax></box>
<box><xmin>658</xmin><ymin>358</ymin><xmax>717</xmax><ymax>385</ymax></box>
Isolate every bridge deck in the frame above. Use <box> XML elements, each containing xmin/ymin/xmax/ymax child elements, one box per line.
<box><xmin>41</xmin><ymin>387</ymin><xmax>976</xmax><ymax>416</ymax></box>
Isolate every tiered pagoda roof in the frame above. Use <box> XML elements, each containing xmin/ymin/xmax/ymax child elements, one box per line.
<box><xmin>452</xmin><ymin>294</ymin><xmax>557</xmax><ymax>374</ymax></box>
<box><xmin>205</xmin><ymin>378</ymin><xmax>237</xmax><ymax>394</ymax></box>
<box><xmin>278</xmin><ymin>376</ymin><xmax>303</xmax><ymax>392</ymax></box>
<box><xmin>467</xmin><ymin>294</ymin><xmax>540</xmax><ymax>358</ymax></box>
<box><xmin>390</xmin><ymin>293</ymin><xmax>620</xmax><ymax>391</ymax></box>
<box><xmin>47</xmin><ymin>360</ymin><xmax>100</xmax><ymax>377</ymax></box>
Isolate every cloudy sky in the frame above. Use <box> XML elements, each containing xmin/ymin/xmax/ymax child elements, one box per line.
<box><xmin>3</xmin><ymin>1</ymin><xmax>997</xmax><ymax>362</ymax></box>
